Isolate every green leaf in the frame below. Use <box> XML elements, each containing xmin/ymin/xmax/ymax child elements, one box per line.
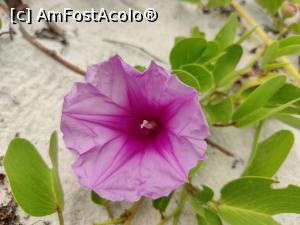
<box><xmin>152</xmin><ymin>193</ymin><xmax>173</xmax><ymax>214</ymax></box>
<box><xmin>175</xmin><ymin>36</ymin><xmax>186</xmax><ymax>44</ymax></box>
<box><xmin>181</xmin><ymin>0</ymin><xmax>201</xmax><ymax>4</ymax></box>
<box><xmin>275</xmin><ymin>114</ymin><xmax>300</xmax><ymax>130</ymax></box>
<box><xmin>191</xmin><ymin>26</ymin><xmax>205</xmax><ymax>38</ymax></box>
<box><xmin>91</xmin><ymin>191</ymin><xmax>109</xmax><ymax>206</ymax></box>
<box><xmin>198</xmin><ymin>41</ymin><xmax>220</xmax><ymax>63</ymax></box>
<box><xmin>290</xmin><ymin>22</ymin><xmax>300</xmax><ymax>35</ymax></box>
<box><xmin>214</xmin><ymin>14</ymin><xmax>238</xmax><ymax>49</ymax></box>
<box><xmin>266</xmin><ymin>83</ymin><xmax>300</xmax><ymax>116</ymax></box>
<box><xmin>235</xmin><ymin>98</ymin><xmax>299</xmax><ymax>127</ymax></box>
<box><xmin>262</xmin><ymin>42</ymin><xmax>279</xmax><ymax>66</ymax></box>
<box><xmin>233</xmin><ymin>76</ymin><xmax>286</xmax><ymax>121</ymax></box>
<box><xmin>267</xmin><ymin>83</ymin><xmax>300</xmax><ymax>105</ymax></box>
<box><xmin>213</xmin><ymin>44</ymin><xmax>243</xmax><ymax>85</ymax></box>
<box><xmin>263</xmin><ymin>36</ymin><xmax>300</xmax><ymax>66</ymax></box>
<box><xmin>291</xmin><ymin>0</ymin><xmax>300</xmax><ymax>4</ymax></box>
<box><xmin>48</xmin><ymin>131</ymin><xmax>64</xmax><ymax>212</ymax></box>
<box><xmin>217</xmin><ymin>177</ymin><xmax>300</xmax><ymax>225</ymax></box>
<box><xmin>196</xmin><ymin>208</ymin><xmax>222</xmax><ymax>225</ymax></box>
<box><xmin>49</xmin><ymin>131</ymin><xmax>59</xmax><ymax>170</ymax></box>
<box><xmin>255</xmin><ymin>0</ymin><xmax>284</xmax><ymax>15</ymax></box>
<box><xmin>243</xmin><ymin>130</ymin><xmax>294</xmax><ymax>177</ymax></box>
<box><xmin>278</xmin><ymin>35</ymin><xmax>300</xmax><ymax>56</ymax></box>
<box><xmin>4</xmin><ymin>138</ymin><xmax>62</xmax><ymax>216</ymax></box>
<box><xmin>218</xmin><ymin>205</ymin><xmax>280</xmax><ymax>225</ymax></box>
<box><xmin>182</xmin><ymin>64</ymin><xmax>214</xmax><ymax>92</ymax></box>
<box><xmin>279</xmin><ymin>35</ymin><xmax>300</xmax><ymax>48</ymax></box>
<box><xmin>236</xmin><ymin>26</ymin><xmax>257</xmax><ymax>45</ymax></box>
<box><xmin>208</xmin><ymin>0</ymin><xmax>230</xmax><ymax>8</ymax></box>
<box><xmin>172</xmin><ymin>69</ymin><xmax>201</xmax><ymax>91</ymax></box>
<box><xmin>204</xmin><ymin>96</ymin><xmax>233</xmax><ymax>124</ymax></box>
<box><xmin>191</xmin><ymin>186</ymin><xmax>214</xmax><ymax>215</ymax></box>
<box><xmin>263</xmin><ymin>62</ymin><xmax>288</xmax><ymax>71</ymax></box>
<box><xmin>134</xmin><ymin>65</ymin><xmax>146</xmax><ymax>72</ymax></box>
<box><xmin>170</xmin><ymin>37</ymin><xmax>207</xmax><ymax>69</ymax></box>
<box><xmin>278</xmin><ymin>47</ymin><xmax>300</xmax><ymax>58</ymax></box>
<box><xmin>0</xmin><ymin>18</ymin><xmax>2</xmax><ymax>30</ymax></box>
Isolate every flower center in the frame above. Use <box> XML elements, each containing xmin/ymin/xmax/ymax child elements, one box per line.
<box><xmin>134</xmin><ymin>117</ymin><xmax>162</xmax><ymax>140</ymax></box>
<box><xmin>140</xmin><ymin>119</ymin><xmax>158</xmax><ymax>130</ymax></box>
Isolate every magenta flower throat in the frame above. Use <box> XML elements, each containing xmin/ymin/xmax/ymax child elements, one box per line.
<box><xmin>61</xmin><ymin>55</ymin><xmax>209</xmax><ymax>201</ymax></box>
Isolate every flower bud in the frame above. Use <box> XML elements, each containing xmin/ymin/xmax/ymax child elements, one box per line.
<box><xmin>281</xmin><ymin>2</ymin><xmax>298</xmax><ymax>18</ymax></box>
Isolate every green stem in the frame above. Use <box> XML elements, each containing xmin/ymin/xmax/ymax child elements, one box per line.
<box><xmin>242</xmin><ymin>120</ymin><xmax>265</xmax><ymax>176</ymax></box>
<box><xmin>94</xmin><ymin>198</ymin><xmax>144</xmax><ymax>225</ymax></box>
<box><xmin>157</xmin><ymin>186</ymin><xmax>189</xmax><ymax>225</ymax></box>
<box><xmin>57</xmin><ymin>210</ymin><xmax>65</xmax><ymax>225</ymax></box>
<box><xmin>157</xmin><ymin>214</ymin><xmax>173</xmax><ymax>225</ymax></box>
<box><xmin>104</xmin><ymin>204</ymin><xmax>113</xmax><ymax>219</ymax></box>
<box><xmin>123</xmin><ymin>198</ymin><xmax>144</xmax><ymax>225</ymax></box>
<box><xmin>94</xmin><ymin>217</ymin><xmax>125</xmax><ymax>225</ymax></box>
<box><xmin>172</xmin><ymin>187</ymin><xmax>188</xmax><ymax>225</ymax></box>
<box><xmin>252</xmin><ymin>121</ymin><xmax>265</xmax><ymax>152</ymax></box>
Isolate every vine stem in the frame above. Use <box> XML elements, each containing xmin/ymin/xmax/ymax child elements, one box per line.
<box><xmin>57</xmin><ymin>210</ymin><xmax>65</xmax><ymax>225</ymax></box>
<box><xmin>94</xmin><ymin>198</ymin><xmax>144</xmax><ymax>225</ymax></box>
<box><xmin>18</xmin><ymin>23</ymin><xmax>86</xmax><ymax>76</ymax></box>
<box><xmin>157</xmin><ymin>186</ymin><xmax>189</xmax><ymax>225</ymax></box>
<box><xmin>123</xmin><ymin>197</ymin><xmax>144</xmax><ymax>225</ymax></box>
<box><xmin>206</xmin><ymin>138</ymin><xmax>235</xmax><ymax>157</ymax></box>
<box><xmin>104</xmin><ymin>204</ymin><xmax>114</xmax><ymax>219</ymax></box>
<box><xmin>172</xmin><ymin>187</ymin><xmax>188</xmax><ymax>225</ymax></box>
<box><xmin>0</xmin><ymin>3</ymin><xmax>86</xmax><ymax>76</ymax></box>
<box><xmin>94</xmin><ymin>217</ymin><xmax>125</xmax><ymax>225</ymax></box>
<box><xmin>230</xmin><ymin>0</ymin><xmax>300</xmax><ymax>84</ymax></box>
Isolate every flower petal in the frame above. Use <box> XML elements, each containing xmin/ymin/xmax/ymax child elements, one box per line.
<box><xmin>86</xmin><ymin>55</ymin><xmax>142</xmax><ymax>109</ymax></box>
<box><xmin>61</xmin><ymin>83</ymin><xmax>131</xmax><ymax>155</ymax></box>
<box><xmin>138</xmin><ymin>62</ymin><xmax>197</xmax><ymax>106</ymax></box>
<box><xmin>164</xmin><ymin>92</ymin><xmax>209</xmax><ymax>140</ymax></box>
<box><xmin>73</xmin><ymin>132</ymin><xmax>206</xmax><ymax>202</ymax></box>
<box><xmin>62</xmin><ymin>56</ymin><xmax>210</xmax><ymax>201</ymax></box>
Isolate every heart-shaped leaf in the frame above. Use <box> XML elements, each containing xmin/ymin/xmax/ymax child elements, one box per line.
<box><xmin>4</xmin><ymin>134</ymin><xmax>64</xmax><ymax>216</ymax></box>
<box><xmin>216</xmin><ymin>177</ymin><xmax>300</xmax><ymax>225</ymax></box>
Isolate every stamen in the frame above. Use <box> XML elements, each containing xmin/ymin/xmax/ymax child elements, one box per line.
<box><xmin>140</xmin><ymin>119</ymin><xmax>157</xmax><ymax>130</ymax></box>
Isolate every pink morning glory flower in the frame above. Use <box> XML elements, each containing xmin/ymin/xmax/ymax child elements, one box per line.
<box><xmin>61</xmin><ymin>55</ymin><xmax>209</xmax><ymax>202</ymax></box>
